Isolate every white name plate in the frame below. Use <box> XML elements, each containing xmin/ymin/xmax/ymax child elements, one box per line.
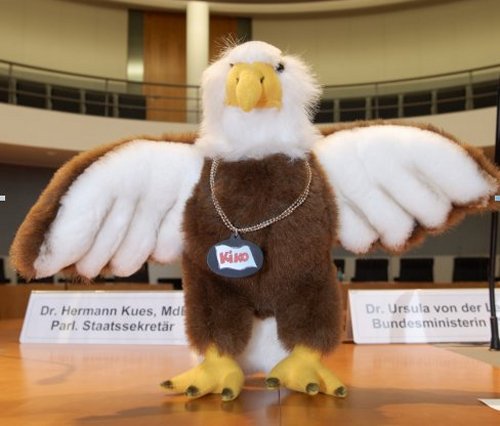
<box><xmin>349</xmin><ymin>288</ymin><xmax>500</xmax><ymax>344</ymax></box>
<box><xmin>20</xmin><ymin>291</ymin><xmax>188</xmax><ymax>345</ymax></box>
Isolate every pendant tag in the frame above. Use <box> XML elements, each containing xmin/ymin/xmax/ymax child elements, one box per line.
<box><xmin>207</xmin><ymin>234</ymin><xmax>264</xmax><ymax>278</ymax></box>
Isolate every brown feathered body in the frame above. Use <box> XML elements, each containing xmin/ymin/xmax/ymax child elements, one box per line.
<box><xmin>182</xmin><ymin>153</ymin><xmax>343</xmax><ymax>356</ymax></box>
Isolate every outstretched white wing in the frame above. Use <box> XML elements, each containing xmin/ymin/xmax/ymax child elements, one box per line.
<box><xmin>313</xmin><ymin>124</ymin><xmax>498</xmax><ymax>254</ymax></box>
<box><xmin>11</xmin><ymin>139</ymin><xmax>203</xmax><ymax>279</ymax></box>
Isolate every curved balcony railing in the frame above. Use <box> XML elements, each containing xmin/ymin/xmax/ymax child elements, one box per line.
<box><xmin>320</xmin><ymin>64</ymin><xmax>500</xmax><ymax>123</ymax></box>
<box><xmin>0</xmin><ymin>59</ymin><xmax>202</xmax><ymax>123</ymax></box>
<box><xmin>0</xmin><ymin>59</ymin><xmax>499</xmax><ymax>124</ymax></box>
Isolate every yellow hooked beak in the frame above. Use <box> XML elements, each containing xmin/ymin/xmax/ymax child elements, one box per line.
<box><xmin>225</xmin><ymin>62</ymin><xmax>282</xmax><ymax>112</ymax></box>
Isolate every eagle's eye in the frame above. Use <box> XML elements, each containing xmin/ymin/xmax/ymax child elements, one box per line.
<box><xmin>229</xmin><ymin>63</ymin><xmax>234</xmax><ymax>68</ymax></box>
<box><xmin>276</xmin><ymin>62</ymin><xmax>285</xmax><ymax>73</ymax></box>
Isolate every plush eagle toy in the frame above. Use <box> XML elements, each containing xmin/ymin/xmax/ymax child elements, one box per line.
<box><xmin>11</xmin><ymin>41</ymin><xmax>500</xmax><ymax>401</ymax></box>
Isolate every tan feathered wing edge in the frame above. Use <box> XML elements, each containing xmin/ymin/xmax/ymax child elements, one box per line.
<box><xmin>10</xmin><ymin>133</ymin><xmax>196</xmax><ymax>281</ymax></box>
<box><xmin>319</xmin><ymin>120</ymin><xmax>500</xmax><ymax>254</ymax></box>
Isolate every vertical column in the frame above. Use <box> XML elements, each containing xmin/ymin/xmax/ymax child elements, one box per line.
<box><xmin>186</xmin><ymin>1</ymin><xmax>209</xmax><ymax>123</ymax></box>
<box><xmin>127</xmin><ymin>10</ymin><xmax>144</xmax><ymax>96</ymax></box>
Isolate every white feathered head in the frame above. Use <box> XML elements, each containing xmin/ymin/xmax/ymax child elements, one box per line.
<box><xmin>196</xmin><ymin>41</ymin><xmax>322</xmax><ymax>161</ymax></box>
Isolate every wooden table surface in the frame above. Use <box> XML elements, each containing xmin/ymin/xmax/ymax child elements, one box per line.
<box><xmin>1</xmin><ymin>318</ymin><xmax>499</xmax><ymax>426</ymax></box>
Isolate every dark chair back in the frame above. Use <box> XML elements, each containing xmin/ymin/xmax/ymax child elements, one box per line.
<box><xmin>452</xmin><ymin>257</ymin><xmax>489</xmax><ymax>282</ymax></box>
<box><xmin>395</xmin><ymin>258</ymin><xmax>434</xmax><ymax>282</ymax></box>
<box><xmin>0</xmin><ymin>258</ymin><xmax>11</xmax><ymax>284</ymax></box>
<box><xmin>158</xmin><ymin>278</ymin><xmax>183</xmax><ymax>290</ymax></box>
<box><xmin>118</xmin><ymin>263</ymin><xmax>150</xmax><ymax>283</ymax></box>
<box><xmin>351</xmin><ymin>258</ymin><xmax>389</xmax><ymax>282</ymax></box>
<box><xmin>333</xmin><ymin>259</ymin><xmax>346</xmax><ymax>281</ymax></box>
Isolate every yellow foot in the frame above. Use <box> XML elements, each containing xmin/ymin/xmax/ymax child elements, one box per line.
<box><xmin>265</xmin><ymin>345</ymin><xmax>347</xmax><ymax>398</ymax></box>
<box><xmin>160</xmin><ymin>345</ymin><xmax>244</xmax><ymax>401</ymax></box>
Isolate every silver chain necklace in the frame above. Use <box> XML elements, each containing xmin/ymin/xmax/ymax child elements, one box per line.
<box><xmin>209</xmin><ymin>158</ymin><xmax>312</xmax><ymax>236</ymax></box>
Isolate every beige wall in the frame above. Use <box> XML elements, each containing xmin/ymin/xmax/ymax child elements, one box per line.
<box><xmin>2</xmin><ymin>0</ymin><xmax>500</xmax><ymax>85</ymax></box>
<box><xmin>0</xmin><ymin>0</ymin><xmax>128</xmax><ymax>79</ymax></box>
<box><xmin>253</xmin><ymin>0</ymin><xmax>500</xmax><ymax>85</ymax></box>
<box><xmin>0</xmin><ymin>104</ymin><xmax>197</xmax><ymax>153</ymax></box>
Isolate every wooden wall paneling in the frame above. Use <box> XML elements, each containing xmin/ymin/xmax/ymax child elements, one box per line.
<box><xmin>209</xmin><ymin>16</ymin><xmax>238</xmax><ymax>62</ymax></box>
<box><xmin>143</xmin><ymin>12</ymin><xmax>186</xmax><ymax>122</ymax></box>
<box><xmin>143</xmin><ymin>13</ymin><xmax>242</xmax><ymax>121</ymax></box>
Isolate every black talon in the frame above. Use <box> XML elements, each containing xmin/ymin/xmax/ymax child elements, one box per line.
<box><xmin>265</xmin><ymin>377</ymin><xmax>280</xmax><ymax>389</ymax></box>
<box><xmin>161</xmin><ymin>380</ymin><xmax>174</xmax><ymax>389</ymax></box>
<box><xmin>306</xmin><ymin>383</ymin><xmax>320</xmax><ymax>395</ymax></box>
<box><xmin>221</xmin><ymin>388</ymin><xmax>234</xmax><ymax>401</ymax></box>
<box><xmin>334</xmin><ymin>386</ymin><xmax>347</xmax><ymax>398</ymax></box>
<box><xmin>185</xmin><ymin>385</ymin><xmax>200</xmax><ymax>397</ymax></box>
